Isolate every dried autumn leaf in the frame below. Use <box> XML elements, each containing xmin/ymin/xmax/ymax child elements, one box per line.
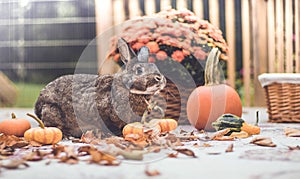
<box><xmin>0</xmin><ymin>147</ymin><xmax>14</xmax><ymax>156</ymax></box>
<box><xmin>59</xmin><ymin>146</ymin><xmax>79</xmax><ymax>164</ymax></box>
<box><xmin>11</xmin><ymin>141</ymin><xmax>29</xmax><ymax>149</ymax></box>
<box><xmin>202</xmin><ymin>143</ymin><xmax>212</xmax><ymax>147</ymax></box>
<box><xmin>0</xmin><ymin>159</ymin><xmax>29</xmax><ymax>169</ymax></box>
<box><xmin>210</xmin><ymin>128</ymin><xmax>231</xmax><ymax>140</ymax></box>
<box><xmin>174</xmin><ymin>148</ymin><xmax>197</xmax><ymax>158</ymax></box>
<box><xmin>80</xmin><ymin>130</ymin><xmax>102</xmax><ymax>145</ymax></box>
<box><xmin>147</xmin><ymin>146</ymin><xmax>162</xmax><ymax>153</ymax></box>
<box><xmin>52</xmin><ymin>145</ymin><xmax>65</xmax><ymax>157</ymax></box>
<box><xmin>23</xmin><ymin>150</ymin><xmax>49</xmax><ymax>161</ymax></box>
<box><xmin>168</xmin><ymin>152</ymin><xmax>178</xmax><ymax>158</ymax></box>
<box><xmin>78</xmin><ymin>145</ymin><xmax>96</xmax><ymax>155</ymax></box>
<box><xmin>193</xmin><ymin>143</ymin><xmax>200</xmax><ymax>148</ymax></box>
<box><xmin>284</xmin><ymin>128</ymin><xmax>300</xmax><ymax>137</ymax></box>
<box><xmin>213</xmin><ymin>136</ymin><xmax>234</xmax><ymax>141</ymax></box>
<box><xmin>89</xmin><ymin>149</ymin><xmax>119</xmax><ymax>166</ymax></box>
<box><xmin>288</xmin><ymin>145</ymin><xmax>300</xmax><ymax>150</ymax></box>
<box><xmin>225</xmin><ymin>144</ymin><xmax>234</xmax><ymax>153</ymax></box>
<box><xmin>145</xmin><ymin>166</ymin><xmax>161</xmax><ymax>176</ymax></box>
<box><xmin>230</xmin><ymin>131</ymin><xmax>250</xmax><ymax>139</ymax></box>
<box><xmin>250</xmin><ymin>136</ymin><xmax>276</xmax><ymax>147</ymax></box>
<box><xmin>0</xmin><ymin>134</ymin><xmax>28</xmax><ymax>148</ymax></box>
<box><xmin>29</xmin><ymin>140</ymin><xmax>43</xmax><ymax>147</ymax></box>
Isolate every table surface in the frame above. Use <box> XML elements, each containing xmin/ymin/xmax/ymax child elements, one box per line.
<box><xmin>0</xmin><ymin>107</ymin><xmax>300</xmax><ymax>179</ymax></box>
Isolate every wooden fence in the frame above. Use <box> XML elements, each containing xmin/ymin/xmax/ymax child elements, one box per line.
<box><xmin>95</xmin><ymin>0</ymin><xmax>300</xmax><ymax>107</ymax></box>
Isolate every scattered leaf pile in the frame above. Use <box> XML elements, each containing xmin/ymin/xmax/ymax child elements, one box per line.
<box><xmin>1</xmin><ymin>122</ymin><xmax>300</xmax><ymax>174</ymax></box>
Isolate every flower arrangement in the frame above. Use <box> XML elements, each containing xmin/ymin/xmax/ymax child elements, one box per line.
<box><xmin>107</xmin><ymin>8</ymin><xmax>228</xmax><ymax>87</ymax></box>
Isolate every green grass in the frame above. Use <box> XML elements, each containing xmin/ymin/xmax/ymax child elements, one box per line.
<box><xmin>14</xmin><ymin>83</ymin><xmax>45</xmax><ymax>108</ymax></box>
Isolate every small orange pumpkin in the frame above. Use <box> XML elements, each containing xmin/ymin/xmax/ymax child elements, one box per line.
<box><xmin>149</xmin><ymin>119</ymin><xmax>178</xmax><ymax>133</ymax></box>
<box><xmin>187</xmin><ymin>48</ymin><xmax>242</xmax><ymax>131</ymax></box>
<box><xmin>0</xmin><ymin>113</ymin><xmax>31</xmax><ymax>137</ymax></box>
<box><xmin>122</xmin><ymin>122</ymin><xmax>145</xmax><ymax>137</ymax></box>
<box><xmin>24</xmin><ymin>113</ymin><xmax>62</xmax><ymax>145</ymax></box>
<box><xmin>122</xmin><ymin>122</ymin><xmax>161</xmax><ymax>138</ymax></box>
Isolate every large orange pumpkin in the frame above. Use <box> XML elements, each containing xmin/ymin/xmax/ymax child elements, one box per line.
<box><xmin>187</xmin><ymin>48</ymin><xmax>242</xmax><ymax>131</ymax></box>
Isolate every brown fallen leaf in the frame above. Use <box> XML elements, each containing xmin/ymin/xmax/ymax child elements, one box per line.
<box><xmin>168</xmin><ymin>152</ymin><xmax>178</xmax><ymax>158</ymax></box>
<box><xmin>230</xmin><ymin>131</ymin><xmax>250</xmax><ymax>139</ymax></box>
<box><xmin>284</xmin><ymin>128</ymin><xmax>300</xmax><ymax>137</ymax></box>
<box><xmin>147</xmin><ymin>146</ymin><xmax>162</xmax><ymax>153</ymax></box>
<box><xmin>52</xmin><ymin>145</ymin><xmax>66</xmax><ymax>157</ymax></box>
<box><xmin>10</xmin><ymin>141</ymin><xmax>29</xmax><ymax>149</ymax></box>
<box><xmin>0</xmin><ymin>159</ymin><xmax>29</xmax><ymax>169</ymax></box>
<box><xmin>288</xmin><ymin>145</ymin><xmax>300</xmax><ymax>150</ymax></box>
<box><xmin>213</xmin><ymin>136</ymin><xmax>235</xmax><ymax>141</ymax></box>
<box><xmin>0</xmin><ymin>134</ymin><xmax>29</xmax><ymax>149</ymax></box>
<box><xmin>145</xmin><ymin>166</ymin><xmax>161</xmax><ymax>176</ymax></box>
<box><xmin>174</xmin><ymin>148</ymin><xmax>197</xmax><ymax>158</ymax></box>
<box><xmin>202</xmin><ymin>143</ymin><xmax>212</xmax><ymax>147</ymax></box>
<box><xmin>0</xmin><ymin>146</ymin><xmax>15</xmax><ymax>156</ymax></box>
<box><xmin>23</xmin><ymin>150</ymin><xmax>49</xmax><ymax>161</ymax></box>
<box><xmin>80</xmin><ymin>130</ymin><xmax>103</xmax><ymax>145</ymax></box>
<box><xmin>59</xmin><ymin>146</ymin><xmax>79</xmax><ymax>164</ymax></box>
<box><xmin>78</xmin><ymin>145</ymin><xmax>96</xmax><ymax>156</ymax></box>
<box><xmin>193</xmin><ymin>143</ymin><xmax>200</xmax><ymax>148</ymax></box>
<box><xmin>89</xmin><ymin>149</ymin><xmax>119</xmax><ymax>166</ymax></box>
<box><xmin>250</xmin><ymin>136</ymin><xmax>276</xmax><ymax>147</ymax></box>
<box><xmin>29</xmin><ymin>140</ymin><xmax>43</xmax><ymax>147</ymax></box>
<box><xmin>225</xmin><ymin>144</ymin><xmax>234</xmax><ymax>153</ymax></box>
<box><xmin>210</xmin><ymin>128</ymin><xmax>231</xmax><ymax>140</ymax></box>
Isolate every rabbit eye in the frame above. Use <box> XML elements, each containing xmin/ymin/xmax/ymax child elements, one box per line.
<box><xmin>135</xmin><ymin>66</ymin><xmax>144</xmax><ymax>75</ymax></box>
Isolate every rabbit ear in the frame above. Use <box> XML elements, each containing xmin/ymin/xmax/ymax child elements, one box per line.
<box><xmin>137</xmin><ymin>46</ymin><xmax>149</xmax><ymax>63</ymax></box>
<box><xmin>117</xmin><ymin>38</ymin><xmax>136</xmax><ymax>64</ymax></box>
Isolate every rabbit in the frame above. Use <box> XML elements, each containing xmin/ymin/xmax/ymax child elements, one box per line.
<box><xmin>34</xmin><ymin>38</ymin><xmax>166</xmax><ymax>138</ymax></box>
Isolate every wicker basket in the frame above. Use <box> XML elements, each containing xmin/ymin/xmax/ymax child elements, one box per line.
<box><xmin>258</xmin><ymin>73</ymin><xmax>300</xmax><ymax>123</ymax></box>
<box><xmin>147</xmin><ymin>78</ymin><xmax>194</xmax><ymax>125</ymax></box>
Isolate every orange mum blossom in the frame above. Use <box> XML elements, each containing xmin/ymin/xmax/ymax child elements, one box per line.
<box><xmin>146</xmin><ymin>41</ymin><xmax>160</xmax><ymax>53</ymax></box>
<box><xmin>113</xmin><ymin>54</ymin><xmax>120</xmax><ymax>62</ymax></box>
<box><xmin>148</xmin><ymin>56</ymin><xmax>156</xmax><ymax>63</ymax></box>
<box><xmin>132</xmin><ymin>42</ymin><xmax>145</xmax><ymax>51</ymax></box>
<box><xmin>171</xmin><ymin>50</ymin><xmax>185</xmax><ymax>63</ymax></box>
<box><xmin>156</xmin><ymin>51</ymin><xmax>168</xmax><ymax>61</ymax></box>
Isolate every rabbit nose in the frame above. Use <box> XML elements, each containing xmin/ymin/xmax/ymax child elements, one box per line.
<box><xmin>154</xmin><ymin>75</ymin><xmax>162</xmax><ymax>82</ymax></box>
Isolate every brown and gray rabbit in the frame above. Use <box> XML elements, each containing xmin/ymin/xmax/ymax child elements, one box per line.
<box><xmin>34</xmin><ymin>38</ymin><xmax>166</xmax><ymax>138</ymax></box>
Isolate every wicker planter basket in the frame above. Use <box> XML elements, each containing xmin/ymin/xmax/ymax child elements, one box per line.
<box><xmin>146</xmin><ymin>79</ymin><xmax>194</xmax><ymax>125</ymax></box>
<box><xmin>258</xmin><ymin>73</ymin><xmax>300</xmax><ymax>123</ymax></box>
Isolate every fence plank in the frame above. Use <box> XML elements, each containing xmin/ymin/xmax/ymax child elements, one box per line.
<box><xmin>225</xmin><ymin>0</ymin><xmax>235</xmax><ymax>88</ymax></box>
<box><xmin>208</xmin><ymin>0</ymin><xmax>219</xmax><ymax>27</ymax></box>
<box><xmin>241</xmin><ymin>0</ymin><xmax>251</xmax><ymax>106</ymax></box>
<box><xmin>296</xmin><ymin>0</ymin><xmax>300</xmax><ymax>72</ymax></box>
<box><xmin>193</xmin><ymin>0</ymin><xmax>203</xmax><ymax>19</ymax></box>
<box><xmin>267</xmin><ymin>0</ymin><xmax>275</xmax><ymax>73</ymax></box>
<box><xmin>145</xmin><ymin>0</ymin><xmax>156</xmax><ymax>15</ymax></box>
<box><xmin>276</xmin><ymin>0</ymin><xmax>284</xmax><ymax>72</ymax></box>
<box><xmin>129</xmin><ymin>0</ymin><xmax>141</xmax><ymax>18</ymax></box>
<box><xmin>113</xmin><ymin>0</ymin><xmax>126</xmax><ymax>25</ymax></box>
<box><xmin>95</xmin><ymin>0</ymin><xmax>113</xmax><ymax>67</ymax></box>
<box><xmin>177</xmin><ymin>0</ymin><xmax>187</xmax><ymax>9</ymax></box>
<box><xmin>251</xmin><ymin>0</ymin><xmax>268</xmax><ymax>106</ymax></box>
<box><xmin>285</xmin><ymin>0</ymin><xmax>293</xmax><ymax>72</ymax></box>
<box><xmin>160</xmin><ymin>0</ymin><xmax>171</xmax><ymax>10</ymax></box>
